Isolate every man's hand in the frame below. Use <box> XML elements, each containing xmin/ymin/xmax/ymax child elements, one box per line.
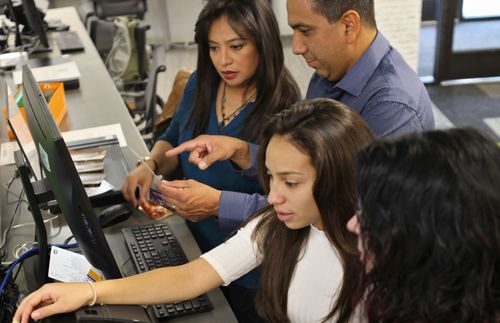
<box><xmin>166</xmin><ymin>135</ymin><xmax>251</xmax><ymax>170</ymax></box>
<box><xmin>157</xmin><ymin>179</ymin><xmax>221</xmax><ymax>222</ymax></box>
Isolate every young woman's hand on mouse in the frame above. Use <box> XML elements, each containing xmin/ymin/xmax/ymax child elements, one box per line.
<box><xmin>13</xmin><ymin>282</ymin><xmax>93</xmax><ymax>323</ymax></box>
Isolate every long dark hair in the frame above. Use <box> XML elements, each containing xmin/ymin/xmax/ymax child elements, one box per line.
<box><xmin>189</xmin><ymin>0</ymin><xmax>300</xmax><ymax>142</ymax></box>
<box><xmin>251</xmin><ymin>98</ymin><xmax>374</xmax><ymax>322</ymax></box>
<box><xmin>355</xmin><ymin>128</ymin><xmax>500</xmax><ymax>322</ymax></box>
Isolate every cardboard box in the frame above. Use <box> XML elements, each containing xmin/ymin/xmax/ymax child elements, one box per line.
<box><xmin>3</xmin><ymin>82</ymin><xmax>67</xmax><ymax>139</ymax></box>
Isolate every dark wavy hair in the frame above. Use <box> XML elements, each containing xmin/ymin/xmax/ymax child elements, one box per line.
<box><xmin>354</xmin><ymin>128</ymin><xmax>500</xmax><ymax>322</ymax></box>
<box><xmin>250</xmin><ymin>98</ymin><xmax>374</xmax><ymax>322</ymax></box>
<box><xmin>188</xmin><ymin>0</ymin><xmax>300</xmax><ymax>142</ymax></box>
<box><xmin>309</xmin><ymin>0</ymin><xmax>376</xmax><ymax>27</ymax></box>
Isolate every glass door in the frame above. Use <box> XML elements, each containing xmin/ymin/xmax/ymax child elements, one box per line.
<box><xmin>462</xmin><ymin>0</ymin><xmax>500</xmax><ymax>19</ymax></box>
<box><xmin>434</xmin><ymin>0</ymin><xmax>500</xmax><ymax>82</ymax></box>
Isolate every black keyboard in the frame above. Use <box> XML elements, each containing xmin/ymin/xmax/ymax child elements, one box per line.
<box><xmin>54</xmin><ymin>31</ymin><xmax>84</xmax><ymax>54</ymax></box>
<box><xmin>122</xmin><ymin>223</ymin><xmax>213</xmax><ymax>320</ymax></box>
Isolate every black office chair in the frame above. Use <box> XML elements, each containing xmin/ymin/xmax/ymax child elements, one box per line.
<box><xmin>87</xmin><ymin>17</ymin><xmax>114</xmax><ymax>59</ymax></box>
<box><xmin>87</xmin><ymin>16</ymin><xmax>150</xmax><ymax>74</ymax></box>
<box><xmin>79</xmin><ymin>0</ymin><xmax>147</xmax><ymax>22</ymax></box>
<box><xmin>121</xmin><ymin>45</ymin><xmax>166</xmax><ymax>148</ymax></box>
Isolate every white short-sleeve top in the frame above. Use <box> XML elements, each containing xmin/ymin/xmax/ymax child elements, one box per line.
<box><xmin>201</xmin><ymin>217</ymin><xmax>345</xmax><ymax>323</ymax></box>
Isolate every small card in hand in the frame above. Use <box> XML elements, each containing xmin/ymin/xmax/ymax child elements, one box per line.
<box><xmin>139</xmin><ymin>187</ymin><xmax>175</xmax><ymax>220</ymax></box>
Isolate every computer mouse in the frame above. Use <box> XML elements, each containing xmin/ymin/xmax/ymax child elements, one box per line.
<box><xmin>75</xmin><ymin>304</ymin><xmax>150</xmax><ymax>323</ymax></box>
<box><xmin>99</xmin><ymin>203</ymin><xmax>133</xmax><ymax>228</ymax></box>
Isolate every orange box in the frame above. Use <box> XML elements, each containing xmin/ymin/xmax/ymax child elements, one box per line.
<box><xmin>3</xmin><ymin>82</ymin><xmax>67</xmax><ymax>139</ymax></box>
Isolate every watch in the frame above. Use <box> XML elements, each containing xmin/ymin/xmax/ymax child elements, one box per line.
<box><xmin>137</xmin><ymin>156</ymin><xmax>158</xmax><ymax>173</ymax></box>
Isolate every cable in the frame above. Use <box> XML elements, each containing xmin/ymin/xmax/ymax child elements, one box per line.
<box><xmin>0</xmin><ymin>188</ymin><xmax>24</xmax><ymax>250</ymax></box>
<box><xmin>2</xmin><ymin>183</ymin><xmax>28</xmax><ymax>205</ymax></box>
<box><xmin>13</xmin><ymin>241</ymin><xmax>37</xmax><ymax>259</ymax></box>
<box><xmin>0</xmin><ymin>190</ymin><xmax>60</xmax><ymax>263</ymax></box>
<box><xmin>63</xmin><ymin>235</ymin><xmax>74</xmax><ymax>245</ymax></box>
<box><xmin>121</xmin><ymin>256</ymin><xmax>133</xmax><ymax>275</ymax></box>
<box><xmin>0</xmin><ymin>243</ymin><xmax>79</xmax><ymax>296</ymax></box>
<box><xmin>2</xmin><ymin>172</ymin><xmax>28</xmax><ymax>206</ymax></box>
<box><xmin>0</xmin><ymin>247</ymin><xmax>38</xmax><ymax>296</ymax></box>
<box><xmin>8</xmin><ymin>213</ymin><xmax>59</xmax><ymax>232</ymax></box>
<box><xmin>6</xmin><ymin>171</ymin><xmax>18</xmax><ymax>189</ymax></box>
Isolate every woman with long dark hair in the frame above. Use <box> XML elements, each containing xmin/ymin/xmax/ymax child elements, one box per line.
<box><xmin>348</xmin><ymin>128</ymin><xmax>500</xmax><ymax>322</ymax></box>
<box><xmin>14</xmin><ymin>99</ymin><xmax>374</xmax><ymax>323</ymax></box>
<box><xmin>121</xmin><ymin>0</ymin><xmax>300</xmax><ymax>319</ymax></box>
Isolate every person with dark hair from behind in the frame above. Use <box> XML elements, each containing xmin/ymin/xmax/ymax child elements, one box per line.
<box><xmin>14</xmin><ymin>98</ymin><xmax>374</xmax><ymax>323</ymax></box>
<box><xmin>347</xmin><ymin>128</ymin><xmax>500</xmax><ymax>322</ymax></box>
<box><xmin>121</xmin><ymin>0</ymin><xmax>300</xmax><ymax>320</ymax></box>
<box><xmin>165</xmin><ymin>0</ymin><xmax>435</xmax><ymax>230</ymax></box>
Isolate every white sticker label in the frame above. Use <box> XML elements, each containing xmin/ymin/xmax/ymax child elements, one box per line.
<box><xmin>38</xmin><ymin>143</ymin><xmax>50</xmax><ymax>173</ymax></box>
<box><xmin>48</xmin><ymin>246</ymin><xmax>103</xmax><ymax>282</ymax></box>
<box><xmin>49</xmin><ymin>246</ymin><xmax>91</xmax><ymax>282</ymax></box>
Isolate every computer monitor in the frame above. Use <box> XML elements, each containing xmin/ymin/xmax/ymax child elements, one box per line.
<box><xmin>22</xmin><ymin>64</ymin><xmax>121</xmax><ymax>280</ymax></box>
<box><xmin>22</xmin><ymin>0</ymin><xmax>50</xmax><ymax>51</ymax></box>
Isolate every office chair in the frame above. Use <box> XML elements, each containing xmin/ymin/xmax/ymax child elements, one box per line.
<box><xmin>87</xmin><ymin>17</ymin><xmax>114</xmax><ymax>59</ymax></box>
<box><xmin>79</xmin><ymin>0</ymin><xmax>147</xmax><ymax>22</ymax></box>
<box><xmin>121</xmin><ymin>44</ymin><xmax>166</xmax><ymax>148</ymax></box>
<box><xmin>154</xmin><ymin>68</ymin><xmax>192</xmax><ymax>135</ymax></box>
<box><xmin>90</xmin><ymin>17</ymin><xmax>150</xmax><ymax>78</ymax></box>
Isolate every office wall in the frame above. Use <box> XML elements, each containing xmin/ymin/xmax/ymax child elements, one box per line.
<box><xmin>375</xmin><ymin>0</ymin><xmax>422</xmax><ymax>71</ymax></box>
<box><xmin>146</xmin><ymin>0</ymin><xmax>204</xmax><ymax>46</ymax></box>
<box><xmin>148</xmin><ymin>0</ymin><xmax>422</xmax><ymax>70</ymax></box>
<box><xmin>274</xmin><ymin>0</ymin><xmax>423</xmax><ymax>71</ymax></box>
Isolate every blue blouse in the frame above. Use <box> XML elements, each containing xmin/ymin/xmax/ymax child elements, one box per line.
<box><xmin>157</xmin><ymin>71</ymin><xmax>261</xmax><ymax>288</ymax></box>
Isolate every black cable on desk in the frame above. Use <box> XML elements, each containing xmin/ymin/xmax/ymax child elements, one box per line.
<box><xmin>0</xmin><ymin>255</ymin><xmax>26</xmax><ymax>322</ymax></box>
<box><xmin>0</xmin><ymin>188</ymin><xmax>24</xmax><ymax>250</ymax></box>
<box><xmin>0</xmin><ymin>242</ymin><xmax>79</xmax><ymax>321</ymax></box>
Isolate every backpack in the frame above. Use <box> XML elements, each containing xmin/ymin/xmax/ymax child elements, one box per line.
<box><xmin>105</xmin><ymin>16</ymin><xmax>150</xmax><ymax>90</ymax></box>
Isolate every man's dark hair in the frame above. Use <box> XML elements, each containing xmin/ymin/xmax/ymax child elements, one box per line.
<box><xmin>309</xmin><ymin>0</ymin><xmax>376</xmax><ymax>27</ymax></box>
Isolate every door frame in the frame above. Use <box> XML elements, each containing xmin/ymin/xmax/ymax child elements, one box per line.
<box><xmin>434</xmin><ymin>0</ymin><xmax>500</xmax><ymax>82</ymax></box>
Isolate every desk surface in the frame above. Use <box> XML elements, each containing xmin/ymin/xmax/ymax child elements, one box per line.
<box><xmin>0</xmin><ymin>7</ymin><xmax>237</xmax><ymax>323</ymax></box>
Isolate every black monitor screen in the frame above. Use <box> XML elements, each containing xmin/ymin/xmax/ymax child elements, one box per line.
<box><xmin>22</xmin><ymin>0</ymin><xmax>49</xmax><ymax>49</ymax></box>
<box><xmin>22</xmin><ymin>64</ymin><xmax>121</xmax><ymax>279</ymax></box>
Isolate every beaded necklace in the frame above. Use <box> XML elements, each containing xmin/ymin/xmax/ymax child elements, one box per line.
<box><xmin>219</xmin><ymin>82</ymin><xmax>256</xmax><ymax>130</ymax></box>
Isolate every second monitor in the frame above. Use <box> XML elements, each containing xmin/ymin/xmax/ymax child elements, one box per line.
<box><xmin>22</xmin><ymin>63</ymin><xmax>120</xmax><ymax>280</ymax></box>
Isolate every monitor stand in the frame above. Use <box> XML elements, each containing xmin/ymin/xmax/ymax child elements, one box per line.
<box><xmin>14</xmin><ymin>150</ymin><xmax>54</xmax><ymax>291</ymax></box>
<box><xmin>22</xmin><ymin>35</ymin><xmax>52</xmax><ymax>54</ymax></box>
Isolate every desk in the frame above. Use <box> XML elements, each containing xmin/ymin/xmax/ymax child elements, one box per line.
<box><xmin>0</xmin><ymin>7</ymin><xmax>237</xmax><ymax>323</ymax></box>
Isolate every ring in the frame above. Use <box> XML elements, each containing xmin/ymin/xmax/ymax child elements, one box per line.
<box><xmin>170</xmin><ymin>204</ymin><xmax>176</xmax><ymax>211</ymax></box>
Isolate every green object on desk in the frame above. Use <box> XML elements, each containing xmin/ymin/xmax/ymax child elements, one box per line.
<box><xmin>14</xmin><ymin>88</ymin><xmax>23</xmax><ymax>108</ymax></box>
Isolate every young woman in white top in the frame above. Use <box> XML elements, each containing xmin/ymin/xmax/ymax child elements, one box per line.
<box><xmin>13</xmin><ymin>99</ymin><xmax>374</xmax><ymax>323</ymax></box>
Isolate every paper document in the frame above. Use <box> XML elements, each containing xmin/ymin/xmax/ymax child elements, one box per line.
<box><xmin>12</xmin><ymin>61</ymin><xmax>81</xmax><ymax>85</ymax></box>
<box><xmin>0</xmin><ymin>123</ymin><xmax>127</xmax><ymax>166</ymax></box>
<box><xmin>85</xmin><ymin>179</ymin><xmax>114</xmax><ymax>197</ymax></box>
<box><xmin>62</xmin><ymin>123</ymin><xmax>127</xmax><ymax>148</ymax></box>
<box><xmin>0</xmin><ymin>141</ymin><xmax>20</xmax><ymax>166</ymax></box>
